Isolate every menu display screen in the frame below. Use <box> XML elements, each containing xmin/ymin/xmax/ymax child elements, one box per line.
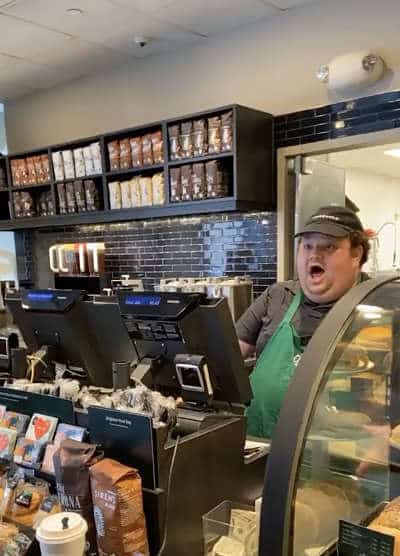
<box><xmin>125</xmin><ymin>295</ymin><xmax>161</xmax><ymax>306</ymax></box>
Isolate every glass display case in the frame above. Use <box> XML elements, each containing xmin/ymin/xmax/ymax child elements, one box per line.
<box><xmin>260</xmin><ymin>275</ymin><xmax>400</xmax><ymax>556</ymax></box>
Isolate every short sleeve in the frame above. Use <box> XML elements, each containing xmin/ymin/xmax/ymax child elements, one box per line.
<box><xmin>235</xmin><ymin>288</ymin><xmax>271</xmax><ymax>346</ymax></box>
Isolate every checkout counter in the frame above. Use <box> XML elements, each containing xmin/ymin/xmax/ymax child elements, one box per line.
<box><xmin>4</xmin><ymin>288</ymin><xmax>267</xmax><ymax>555</ymax></box>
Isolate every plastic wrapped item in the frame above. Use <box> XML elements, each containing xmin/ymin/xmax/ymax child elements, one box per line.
<box><xmin>19</xmin><ymin>159</ymin><xmax>29</xmax><ymax>185</ymax></box>
<box><xmin>208</xmin><ymin>116</ymin><xmax>222</xmax><ymax>154</ymax></box>
<box><xmin>221</xmin><ymin>111</ymin><xmax>233</xmax><ymax>152</ymax></box>
<box><xmin>55</xmin><ymin>378</ymin><xmax>81</xmax><ymax>402</ymax></box>
<box><xmin>108</xmin><ymin>140</ymin><xmax>120</xmax><ymax>170</ymax></box>
<box><xmin>139</xmin><ymin>177</ymin><xmax>153</xmax><ymax>206</ymax></box>
<box><xmin>120</xmin><ymin>180</ymin><xmax>132</xmax><ymax>208</ymax></box>
<box><xmin>151</xmin><ymin>130</ymin><xmax>164</xmax><ymax>164</ymax></box>
<box><xmin>10</xmin><ymin>159</ymin><xmax>21</xmax><ymax>186</ymax></box>
<box><xmin>32</xmin><ymin>495</ymin><xmax>62</xmax><ymax>530</ymax></box>
<box><xmin>6</xmin><ymin>477</ymin><xmax>50</xmax><ymax>528</ymax></box>
<box><xmin>56</xmin><ymin>184</ymin><xmax>66</xmax><ymax>215</ymax></box>
<box><xmin>46</xmin><ymin>191</ymin><xmax>55</xmax><ymax>216</ymax></box>
<box><xmin>130</xmin><ymin>137</ymin><xmax>143</xmax><ymax>167</ymax></box>
<box><xmin>90</xmin><ymin>141</ymin><xmax>102</xmax><ymax>173</ymax></box>
<box><xmin>84</xmin><ymin>180</ymin><xmax>100</xmax><ymax>211</ymax></box>
<box><xmin>193</xmin><ymin>119</ymin><xmax>208</xmax><ymax>156</ymax></box>
<box><xmin>181</xmin><ymin>164</ymin><xmax>193</xmax><ymax>201</ymax></box>
<box><xmin>26</xmin><ymin>157</ymin><xmax>37</xmax><ymax>184</ymax></box>
<box><xmin>73</xmin><ymin>148</ymin><xmax>86</xmax><ymax>178</ymax></box>
<box><xmin>73</xmin><ymin>180</ymin><xmax>86</xmax><ymax>212</ymax></box>
<box><xmin>152</xmin><ymin>172</ymin><xmax>165</xmax><ymax>205</ymax></box>
<box><xmin>142</xmin><ymin>134</ymin><xmax>154</xmax><ymax>166</ymax></box>
<box><xmin>65</xmin><ymin>182</ymin><xmax>77</xmax><ymax>213</ymax></box>
<box><xmin>170</xmin><ymin>167</ymin><xmax>182</xmax><ymax>202</ymax></box>
<box><xmin>33</xmin><ymin>156</ymin><xmax>45</xmax><ymax>183</ymax></box>
<box><xmin>62</xmin><ymin>150</ymin><xmax>75</xmax><ymax>180</ymax></box>
<box><xmin>192</xmin><ymin>162</ymin><xmax>207</xmax><ymax>200</ymax></box>
<box><xmin>1</xmin><ymin>411</ymin><xmax>29</xmax><ymax>434</ymax></box>
<box><xmin>108</xmin><ymin>181</ymin><xmax>121</xmax><ymax>210</ymax></box>
<box><xmin>206</xmin><ymin>160</ymin><xmax>229</xmax><ymax>198</ymax></box>
<box><xmin>130</xmin><ymin>177</ymin><xmax>141</xmax><ymax>207</ymax></box>
<box><xmin>169</xmin><ymin>125</ymin><xmax>180</xmax><ymax>160</ymax></box>
<box><xmin>119</xmin><ymin>139</ymin><xmax>132</xmax><ymax>170</ymax></box>
<box><xmin>83</xmin><ymin>146</ymin><xmax>95</xmax><ymax>176</ymax></box>
<box><xmin>41</xmin><ymin>155</ymin><xmax>51</xmax><ymax>182</ymax></box>
<box><xmin>180</xmin><ymin>121</ymin><xmax>193</xmax><ymax>159</ymax></box>
<box><xmin>0</xmin><ymin>427</ymin><xmax>17</xmax><ymax>458</ymax></box>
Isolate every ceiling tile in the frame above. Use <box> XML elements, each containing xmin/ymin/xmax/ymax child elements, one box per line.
<box><xmin>109</xmin><ymin>0</ymin><xmax>175</xmax><ymax>13</ymax></box>
<box><xmin>154</xmin><ymin>0</ymin><xmax>278</xmax><ymax>36</ymax></box>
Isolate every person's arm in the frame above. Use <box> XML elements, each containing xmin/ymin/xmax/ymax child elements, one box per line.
<box><xmin>239</xmin><ymin>339</ymin><xmax>256</xmax><ymax>359</ymax></box>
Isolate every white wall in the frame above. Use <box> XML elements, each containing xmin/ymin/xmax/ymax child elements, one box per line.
<box><xmin>336</xmin><ymin>167</ymin><xmax>400</xmax><ymax>272</ymax></box>
<box><xmin>0</xmin><ymin>105</ymin><xmax>7</xmax><ymax>155</ymax></box>
<box><xmin>0</xmin><ymin>232</ymin><xmax>18</xmax><ymax>285</ymax></box>
<box><xmin>5</xmin><ymin>0</ymin><xmax>400</xmax><ymax>152</ymax></box>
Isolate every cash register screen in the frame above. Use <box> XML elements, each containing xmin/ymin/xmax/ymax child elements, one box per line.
<box><xmin>125</xmin><ymin>294</ymin><xmax>161</xmax><ymax>306</ymax></box>
<box><xmin>179</xmin><ymin>366</ymin><xmax>203</xmax><ymax>389</ymax></box>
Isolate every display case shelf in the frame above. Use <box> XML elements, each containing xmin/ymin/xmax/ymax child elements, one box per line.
<box><xmin>0</xmin><ymin>104</ymin><xmax>274</xmax><ymax>230</ymax></box>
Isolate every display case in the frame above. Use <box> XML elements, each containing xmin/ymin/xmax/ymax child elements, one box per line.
<box><xmin>260</xmin><ymin>275</ymin><xmax>400</xmax><ymax>556</ymax></box>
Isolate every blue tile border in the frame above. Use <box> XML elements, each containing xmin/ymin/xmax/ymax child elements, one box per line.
<box><xmin>274</xmin><ymin>89</ymin><xmax>400</xmax><ymax>148</ymax></box>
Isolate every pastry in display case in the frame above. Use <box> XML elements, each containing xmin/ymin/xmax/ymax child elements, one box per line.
<box><xmin>260</xmin><ymin>276</ymin><xmax>400</xmax><ymax>556</ymax></box>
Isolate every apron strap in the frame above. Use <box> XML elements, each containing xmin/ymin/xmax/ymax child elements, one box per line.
<box><xmin>281</xmin><ymin>289</ymin><xmax>303</xmax><ymax>325</ymax></box>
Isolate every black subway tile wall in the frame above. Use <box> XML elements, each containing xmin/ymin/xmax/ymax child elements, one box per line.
<box><xmin>25</xmin><ymin>212</ymin><xmax>277</xmax><ymax>297</ymax></box>
<box><xmin>275</xmin><ymin>89</ymin><xmax>400</xmax><ymax>147</ymax></box>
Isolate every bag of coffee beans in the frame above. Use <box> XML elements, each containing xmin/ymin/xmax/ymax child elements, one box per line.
<box><xmin>33</xmin><ymin>156</ymin><xmax>45</xmax><ymax>183</ymax></box>
<box><xmin>170</xmin><ymin>167</ymin><xmax>181</xmax><ymax>202</ymax></box>
<box><xmin>10</xmin><ymin>159</ymin><xmax>21</xmax><ymax>186</ymax></box>
<box><xmin>74</xmin><ymin>180</ymin><xmax>86</xmax><ymax>212</ymax></box>
<box><xmin>41</xmin><ymin>154</ymin><xmax>51</xmax><ymax>182</ymax></box>
<box><xmin>192</xmin><ymin>163</ymin><xmax>206</xmax><ymax>200</ymax></box>
<box><xmin>208</xmin><ymin>116</ymin><xmax>222</xmax><ymax>154</ymax></box>
<box><xmin>180</xmin><ymin>121</ymin><xmax>193</xmax><ymax>159</ymax></box>
<box><xmin>152</xmin><ymin>172</ymin><xmax>165</xmax><ymax>205</ymax></box>
<box><xmin>221</xmin><ymin>111</ymin><xmax>233</xmax><ymax>152</ymax></box>
<box><xmin>206</xmin><ymin>160</ymin><xmax>228</xmax><ymax>198</ymax></box>
<box><xmin>84</xmin><ymin>180</ymin><xmax>100</xmax><ymax>211</ymax></box>
<box><xmin>26</xmin><ymin>157</ymin><xmax>37</xmax><ymax>184</ymax></box>
<box><xmin>90</xmin><ymin>458</ymin><xmax>149</xmax><ymax>556</ymax></box>
<box><xmin>142</xmin><ymin>135</ymin><xmax>154</xmax><ymax>166</ymax></box>
<box><xmin>130</xmin><ymin>137</ymin><xmax>143</xmax><ymax>167</ymax></box>
<box><xmin>130</xmin><ymin>177</ymin><xmax>142</xmax><ymax>207</ymax></box>
<box><xmin>181</xmin><ymin>164</ymin><xmax>193</xmax><ymax>201</ymax></box>
<box><xmin>119</xmin><ymin>139</ymin><xmax>132</xmax><ymax>170</ymax></box>
<box><xmin>108</xmin><ymin>141</ymin><xmax>120</xmax><ymax>171</ymax></box>
<box><xmin>19</xmin><ymin>158</ymin><xmax>29</xmax><ymax>185</ymax></box>
<box><xmin>13</xmin><ymin>192</ymin><xmax>23</xmax><ymax>218</ymax></box>
<box><xmin>192</xmin><ymin>119</ymin><xmax>207</xmax><ymax>156</ymax></box>
<box><xmin>57</xmin><ymin>183</ymin><xmax>67</xmax><ymax>215</ymax></box>
<box><xmin>54</xmin><ymin>439</ymin><xmax>102</xmax><ymax>556</ymax></box>
<box><xmin>151</xmin><ymin>131</ymin><xmax>164</xmax><ymax>164</ymax></box>
<box><xmin>108</xmin><ymin>181</ymin><xmax>121</xmax><ymax>210</ymax></box>
<box><xmin>66</xmin><ymin>182</ymin><xmax>77</xmax><ymax>213</ymax></box>
<box><xmin>168</xmin><ymin>125</ymin><xmax>180</xmax><ymax>160</ymax></box>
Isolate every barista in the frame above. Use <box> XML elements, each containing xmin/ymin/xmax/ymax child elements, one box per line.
<box><xmin>236</xmin><ymin>206</ymin><xmax>370</xmax><ymax>439</ymax></box>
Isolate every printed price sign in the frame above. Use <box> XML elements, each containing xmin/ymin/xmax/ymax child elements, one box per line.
<box><xmin>338</xmin><ymin>520</ymin><xmax>394</xmax><ymax>556</ymax></box>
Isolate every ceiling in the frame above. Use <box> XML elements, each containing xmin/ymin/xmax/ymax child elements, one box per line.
<box><xmin>328</xmin><ymin>144</ymin><xmax>400</xmax><ymax>179</ymax></box>
<box><xmin>0</xmin><ymin>0</ymin><xmax>321</xmax><ymax>101</ymax></box>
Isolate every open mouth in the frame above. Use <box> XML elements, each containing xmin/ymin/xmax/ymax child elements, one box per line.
<box><xmin>309</xmin><ymin>264</ymin><xmax>325</xmax><ymax>279</ymax></box>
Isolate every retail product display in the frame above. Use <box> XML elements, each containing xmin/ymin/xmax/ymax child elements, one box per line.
<box><xmin>13</xmin><ymin>189</ymin><xmax>54</xmax><ymax>218</ymax></box>
<box><xmin>57</xmin><ymin>180</ymin><xmax>100</xmax><ymax>214</ymax></box>
<box><xmin>107</xmin><ymin>130</ymin><xmax>163</xmax><ymax>171</ymax></box>
<box><xmin>13</xmin><ymin>438</ymin><xmax>44</xmax><ymax>467</ymax></box>
<box><xmin>52</xmin><ymin>143</ymin><xmax>102</xmax><ymax>181</ymax></box>
<box><xmin>0</xmin><ymin>520</ymin><xmax>32</xmax><ymax>555</ymax></box>
<box><xmin>1</xmin><ymin>412</ymin><xmax>29</xmax><ymax>434</ymax></box>
<box><xmin>10</xmin><ymin>155</ymin><xmax>50</xmax><ymax>186</ymax></box>
<box><xmin>168</xmin><ymin>111</ymin><xmax>232</xmax><ymax>160</ymax></box>
<box><xmin>108</xmin><ymin>172</ymin><xmax>165</xmax><ymax>209</ymax></box>
<box><xmin>26</xmin><ymin>414</ymin><xmax>58</xmax><ymax>444</ymax></box>
<box><xmin>170</xmin><ymin>160</ymin><xmax>229</xmax><ymax>202</ymax></box>
<box><xmin>0</xmin><ymin>427</ymin><xmax>17</xmax><ymax>459</ymax></box>
<box><xmin>54</xmin><ymin>439</ymin><xmax>103</xmax><ymax>556</ymax></box>
<box><xmin>90</xmin><ymin>458</ymin><xmax>149</xmax><ymax>556</ymax></box>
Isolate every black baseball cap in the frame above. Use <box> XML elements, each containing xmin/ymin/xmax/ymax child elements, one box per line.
<box><xmin>295</xmin><ymin>205</ymin><xmax>364</xmax><ymax>238</ymax></box>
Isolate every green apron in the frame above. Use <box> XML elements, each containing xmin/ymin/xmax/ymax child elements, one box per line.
<box><xmin>246</xmin><ymin>290</ymin><xmax>304</xmax><ymax>439</ymax></box>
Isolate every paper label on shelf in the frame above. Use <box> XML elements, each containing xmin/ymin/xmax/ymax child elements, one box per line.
<box><xmin>338</xmin><ymin>520</ymin><xmax>394</xmax><ymax>556</ymax></box>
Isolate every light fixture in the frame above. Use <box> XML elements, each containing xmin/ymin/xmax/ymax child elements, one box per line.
<box><xmin>66</xmin><ymin>8</ymin><xmax>83</xmax><ymax>15</ymax></box>
<box><xmin>384</xmin><ymin>148</ymin><xmax>400</xmax><ymax>158</ymax></box>
<box><xmin>316</xmin><ymin>51</ymin><xmax>385</xmax><ymax>92</ymax></box>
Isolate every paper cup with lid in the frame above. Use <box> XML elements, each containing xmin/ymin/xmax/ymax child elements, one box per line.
<box><xmin>36</xmin><ymin>512</ymin><xmax>88</xmax><ymax>556</ymax></box>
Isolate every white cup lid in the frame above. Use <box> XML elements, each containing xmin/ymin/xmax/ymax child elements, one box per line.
<box><xmin>36</xmin><ymin>512</ymin><xmax>88</xmax><ymax>542</ymax></box>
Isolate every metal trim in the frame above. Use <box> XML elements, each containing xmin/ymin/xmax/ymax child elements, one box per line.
<box><xmin>260</xmin><ymin>274</ymin><xmax>400</xmax><ymax>555</ymax></box>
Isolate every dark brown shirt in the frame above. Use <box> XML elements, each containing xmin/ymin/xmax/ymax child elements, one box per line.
<box><xmin>236</xmin><ymin>275</ymin><xmax>369</xmax><ymax>357</ymax></box>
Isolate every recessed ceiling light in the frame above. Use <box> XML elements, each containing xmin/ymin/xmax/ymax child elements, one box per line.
<box><xmin>66</xmin><ymin>8</ymin><xmax>84</xmax><ymax>15</ymax></box>
<box><xmin>384</xmin><ymin>148</ymin><xmax>400</xmax><ymax>158</ymax></box>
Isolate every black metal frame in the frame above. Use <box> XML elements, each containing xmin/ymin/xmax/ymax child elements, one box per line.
<box><xmin>260</xmin><ymin>274</ymin><xmax>400</xmax><ymax>556</ymax></box>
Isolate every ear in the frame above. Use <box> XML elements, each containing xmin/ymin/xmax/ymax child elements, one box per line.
<box><xmin>351</xmin><ymin>245</ymin><xmax>363</xmax><ymax>265</ymax></box>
